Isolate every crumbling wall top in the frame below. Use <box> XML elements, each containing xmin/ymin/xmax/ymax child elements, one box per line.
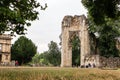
<box><xmin>62</xmin><ymin>15</ymin><xmax>87</xmax><ymax>28</ymax></box>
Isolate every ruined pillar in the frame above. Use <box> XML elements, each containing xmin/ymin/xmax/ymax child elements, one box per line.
<box><xmin>61</xmin><ymin>16</ymin><xmax>72</xmax><ymax>67</ymax></box>
<box><xmin>80</xmin><ymin>20</ymin><xmax>90</xmax><ymax>66</ymax></box>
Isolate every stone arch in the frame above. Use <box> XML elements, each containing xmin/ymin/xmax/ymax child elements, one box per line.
<box><xmin>61</xmin><ymin>15</ymin><xmax>90</xmax><ymax>67</ymax></box>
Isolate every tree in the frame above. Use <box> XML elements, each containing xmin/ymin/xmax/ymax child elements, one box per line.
<box><xmin>47</xmin><ymin>41</ymin><xmax>61</xmax><ymax>66</ymax></box>
<box><xmin>0</xmin><ymin>0</ymin><xmax>47</xmax><ymax>35</ymax></box>
<box><xmin>98</xmin><ymin>25</ymin><xmax>120</xmax><ymax>57</ymax></box>
<box><xmin>82</xmin><ymin>0</ymin><xmax>120</xmax><ymax>25</ymax></box>
<box><xmin>30</xmin><ymin>41</ymin><xmax>61</xmax><ymax>66</ymax></box>
<box><xmin>39</xmin><ymin>51</ymin><xmax>50</xmax><ymax>66</ymax></box>
<box><xmin>31</xmin><ymin>52</ymin><xmax>50</xmax><ymax>66</ymax></box>
<box><xmin>11</xmin><ymin>36</ymin><xmax>37</xmax><ymax>65</ymax></box>
<box><xmin>82</xmin><ymin>0</ymin><xmax>120</xmax><ymax>57</ymax></box>
<box><xmin>31</xmin><ymin>53</ymin><xmax>40</xmax><ymax>64</ymax></box>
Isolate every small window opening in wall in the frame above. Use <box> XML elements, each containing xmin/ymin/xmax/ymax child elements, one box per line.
<box><xmin>5</xmin><ymin>55</ymin><xmax>8</xmax><ymax>60</ymax></box>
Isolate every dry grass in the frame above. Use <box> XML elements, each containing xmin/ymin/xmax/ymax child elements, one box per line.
<box><xmin>0</xmin><ymin>67</ymin><xmax>120</xmax><ymax>80</ymax></box>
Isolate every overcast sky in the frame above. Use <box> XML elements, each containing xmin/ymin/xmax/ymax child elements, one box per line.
<box><xmin>12</xmin><ymin>0</ymin><xmax>87</xmax><ymax>53</ymax></box>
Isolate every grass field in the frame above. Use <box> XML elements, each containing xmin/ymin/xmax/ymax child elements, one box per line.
<box><xmin>0</xmin><ymin>67</ymin><xmax>120</xmax><ymax>80</ymax></box>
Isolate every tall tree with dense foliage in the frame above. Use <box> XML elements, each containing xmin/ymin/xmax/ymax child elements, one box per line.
<box><xmin>82</xmin><ymin>0</ymin><xmax>120</xmax><ymax>25</ymax></box>
<box><xmin>47</xmin><ymin>41</ymin><xmax>61</xmax><ymax>66</ymax></box>
<box><xmin>11</xmin><ymin>36</ymin><xmax>37</xmax><ymax>65</ymax></box>
<box><xmin>82</xmin><ymin>0</ymin><xmax>120</xmax><ymax>57</ymax></box>
<box><xmin>0</xmin><ymin>0</ymin><xmax>47</xmax><ymax>35</ymax></box>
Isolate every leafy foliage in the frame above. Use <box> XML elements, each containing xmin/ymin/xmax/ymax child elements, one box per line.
<box><xmin>82</xmin><ymin>0</ymin><xmax>120</xmax><ymax>57</ymax></box>
<box><xmin>82</xmin><ymin>0</ymin><xmax>120</xmax><ymax>25</ymax></box>
<box><xmin>98</xmin><ymin>25</ymin><xmax>120</xmax><ymax>57</ymax></box>
<box><xmin>31</xmin><ymin>41</ymin><xmax>61</xmax><ymax>66</ymax></box>
<box><xmin>32</xmin><ymin>52</ymin><xmax>50</xmax><ymax>66</ymax></box>
<box><xmin>32</xmin><ymin>53</ymin><xmax>40</xmax><ymax>64</ymax></box>
<box><xmin>0</xmin><ymin>0</ymin><xmax>47</xmax><ymax>35</ymax></box>
<box><xmin>39</xmin><ymin>51</ymin><xmax>50</xmax><ymax>65</ymax></box>
<box><xmin>47</xmin><ymin>41</ymin><xmax>61</xmax><ymax>66</ymax></box>
<box><xmin>11</xmin><ymin>36</ymin><xmax>37</xmax><ymax>65</ymax></box>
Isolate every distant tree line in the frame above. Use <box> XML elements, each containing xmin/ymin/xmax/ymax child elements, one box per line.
<box><xmin>31</xmin><ymin>41</ymin><xmax>61</xmax><ymax>66</ymax></box>
<box><xmin>11</xmin><ymin>37</ymin><xmax>61</xmax><ymax>66</ymax></box>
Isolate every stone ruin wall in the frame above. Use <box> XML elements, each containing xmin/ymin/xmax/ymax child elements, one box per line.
<box><xmin>61</xmin><ymin>15</ymin><xmax>90</xmax><ymax>67</ymax></box>
<box><xmin>61</xmin><ymin>15</ymin><xmax>120</xmax><ymax>68</ymax></box>
<box><xmin>99</xmin><ymin>56</ymin><xmax>120</xmax><ymax>68</ymax></box>
<box><xmin>84</xmin><ymin>55</ymin><xmax>120</xmax><ymax>68</ymax></box>
<box><xmin>0</xmin><ymin>34</ymin><xmax>11</xmax><ymax>65</ymax></box>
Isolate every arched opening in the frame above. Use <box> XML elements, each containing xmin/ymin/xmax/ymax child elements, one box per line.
<box><xmin>70</xmin><ymin>35</ymin><xmax>80</xmax><ymax>67</ymax></box>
